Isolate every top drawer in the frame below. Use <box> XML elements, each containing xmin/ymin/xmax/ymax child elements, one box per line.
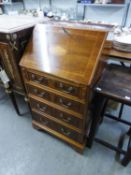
<box><xmin>28</xmin><ymin>72</ymin><xmax>48</xmax><ymax>86</ymax></box>
<box><xmin>26</xmin><ymin>71</ymin><xmax>87</xmax><ymax>99</ymax></box>
<box><xmin>54</xmin><ymin>81</ymin><xmax>79</xmax><ymax>97</ymax></box>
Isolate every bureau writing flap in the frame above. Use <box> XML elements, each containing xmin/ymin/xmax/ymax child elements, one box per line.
<box><xmin>20</xmin><ymin>22</ymin><xmax>108</xmax><ymax>86</ymax></box>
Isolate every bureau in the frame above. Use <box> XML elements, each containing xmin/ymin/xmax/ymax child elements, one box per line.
<box><xmin>20</xmin><ymin>23</ymin><xmax>108</xmax><ymax>153</ymax></box>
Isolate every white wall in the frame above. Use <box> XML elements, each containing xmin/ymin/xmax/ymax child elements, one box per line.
<box><xmin>84</xmin><ymin>6</ymin><xmax>128</xmax><ymax>25</ymax></box>
<box><xmin>3</xmin><ymin>0</ymin><xmax>78</xmax><ymax>12</ymax></box>
<box><xmin>3</xmin><ymin>2</ymin><xmax>24</xmax><ymax>13</ymax></box>
<box><xmin>3</xmin><ymin>0</ymin><xmax>131</xmax><ymax>26</ymax></box>
<box><xmin>3</xmin><ymin>0</ymin><xmax>77</xmax><ymax>14</ymax></box>
<box><xmin>23</xmin><ymin>0</ymin><xmax>77</xmax><ymax>10</ymax></box>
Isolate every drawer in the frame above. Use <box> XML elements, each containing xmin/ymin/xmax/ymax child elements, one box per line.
<box><xmin>54</xmin><ymin>95</ymin><xmax>84</xmax><ymax>114</ymax></box>
<box><xmin>55</xmin><ymin>81</ymin><xmax>79</xmax><ymax>97</ymax></box>
<box><xmin>54</xmin><ymin>108</ymin><xmax>83</xmax><ymax>129</ymax></box>
<box><xmin>28</xmin><ymin>72</ymin><xmax>48</xmax><ymax>86</ymax></box>
<box><xmin>30</xmin><ymin>100</ymin><xmax>52</xmax><ymax>116</ymax></box>
<box><xmin>27</xmin><ymin>71</ymin><xmax>87</xmax><ymax>99</ymax></box>
<box><xmin>33</xmin><ymin>113</ymin><xmax>84</xmax><ymax>143</ymax></box>
<box><xmin>30</xmin><ymin>98</ymin><xmax>83</xmax><ymax>129</ymax></box>
<box><xmin>27</xmin><ymin>85</ymin><xmax>51</xmax><ymax>101</ymax></box>
<box><xmin>27</xmin><ymin>84</ymin><xmax>85</xmax><ymax>114</ymax></box>
<box><xmin>56</xmin><ymin>123</ymin><xmax>83</xmax><ymax>143</ymax></box>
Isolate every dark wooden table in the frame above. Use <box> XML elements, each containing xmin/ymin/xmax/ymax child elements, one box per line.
<box><xmin>88</xmin><ymin>64</ymin><xmax>131</xmax><ymax>166</ymax></box>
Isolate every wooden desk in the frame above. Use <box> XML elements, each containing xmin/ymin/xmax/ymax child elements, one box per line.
<box><xmin>20</xmin><ymin>23</ymin><xmax>108</xmax><ymax>153</ymax></box>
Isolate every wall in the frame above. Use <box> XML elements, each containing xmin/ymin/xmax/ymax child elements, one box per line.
<box><xmin>3</xmin><ymin>2</ymin><xmax>24</xmax><ymax>12</ymax></box>
<box><xmin>3</xmin><ymin>0</ymin><xmax>131</xmax><ymax>26</ymax></box>
<box><xmin>4</xmin><ymin>0</ymin><xmax>78</xmax><ymax>14</ymax></box>
<box><xmin>23</xmin><ymin>0</ymin><xmax>77</xmax><ymax>10</ymax></box>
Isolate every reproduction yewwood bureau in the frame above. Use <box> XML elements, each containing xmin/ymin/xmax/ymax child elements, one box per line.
<box><xmin>20</xmin><ymin>23</ymin><xmax>108</xmax><ymax>153</ymax></box>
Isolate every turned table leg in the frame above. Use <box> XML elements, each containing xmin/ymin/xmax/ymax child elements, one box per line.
<box><xmin>5</xmin><ymin>88</ymin><xmax>21</xmax><ymax>116</ymax></box>
<box><xmin>121</xmin><ymin>130</ymin><xmax>131</xmax><ymax>166</ymax></box>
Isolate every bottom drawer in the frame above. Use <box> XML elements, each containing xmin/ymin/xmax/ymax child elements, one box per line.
<box><xmin>33</xmin><ymin>112</ymin><xmax>84</xmax><ymax>143</ymax></box>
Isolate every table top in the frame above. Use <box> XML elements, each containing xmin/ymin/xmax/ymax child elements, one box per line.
<box><xmin>95</xmin><ymin>64</ymin><xmax>131</xmax><ymax>104</ymax></box>
<box><xmin>0</xmin><ymin>15</ymin><xmax>45</xmax><ymax>33</ymax></box>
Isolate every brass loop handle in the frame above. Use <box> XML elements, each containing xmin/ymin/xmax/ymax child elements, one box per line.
<box><xmin>59</xmin><ymin>113</ymin><xmax>71</xmax><ymax>122</ymax></box>
<box><xmin>61</xmin><ymin>128</ymin><xmax>71</xmax><ymax>136</ymax></box>
<box><xmin>38</xmin><ymin>77</ymin><xmax>44</xmax><ymax>82</ymax></box>
<box><xmin>38</xmin><ymin>92</ymin><xmax>46</xmax><ymax>97</ymax></box>
<box><xmin>37</xmin><ymin>104</ymin><xmax>47</xmax><ymax>112</ymax></box>
<box><xmin>40</xmin><ymin>117</ymin><xmax>48</xmax><ymax>125</ymax></box>
<box><xmin>59</xmin><ymin>98</ymin><xmax>72</xmax><ymax>108</ymax></box>
<box><xmin>59</xmin><ymin>83</ymin><xmax>74</xmax><ymax>94</ymax></box>
<box><xmin>33</xmin><ymin>88</ymin><xmax>38</xmax><ymax>93</ymax></box>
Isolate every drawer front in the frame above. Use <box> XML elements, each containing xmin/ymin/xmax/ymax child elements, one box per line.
<box><xmin>30</xmin><ymin>100</ymin><xmax>52</xmax><ymax>116</ymax></box>
<box><xmin>27</xmin><ymin>71</ymin><xmax>85</xmax><ymax>99</ymax></box>
<box><xmin>28</xmin><ymin>86</ymin><xmax>84</xmax><ymax>114</ymax></box>
<box><xmin>33</xmin><ymin>113</ymin><xmax>84</xmax><ymax>143</ymax></box>
<box><xmin>54</xmin><ymin>95</ymin><xmax>84</xmax><ymax>114</ymax></box>
<box><xmin>56</xmin><ymin>123</ymin><xmax>83</xmax><ymax>143</ymax></box>
<box><xmin>30</xmin><ymin>98</ymin><xmax>83</xmax><ymax>129</ymax></box>
<box><xmin>28</xmin><ymin>72</ymin><xmax>49</xmax><ymax>86</ymax></box>
<box><xmin>54</xmin><ymin>108</ymin><xmax>83</xmax><ymax>129</ymax></box>
<box><xmin>27</xmin><ymin>85</ymin><xmax>51</xmax><ymax>101</ymax></box>
<box><xmin>54</xmin><ymin>81</ymin><xmax>79</xmax><ymax>97</ymax></box>
<box><xmin>27</xmin><ymin>84</ymin><xmax>84</xmax><ymax>114</ymax></box>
